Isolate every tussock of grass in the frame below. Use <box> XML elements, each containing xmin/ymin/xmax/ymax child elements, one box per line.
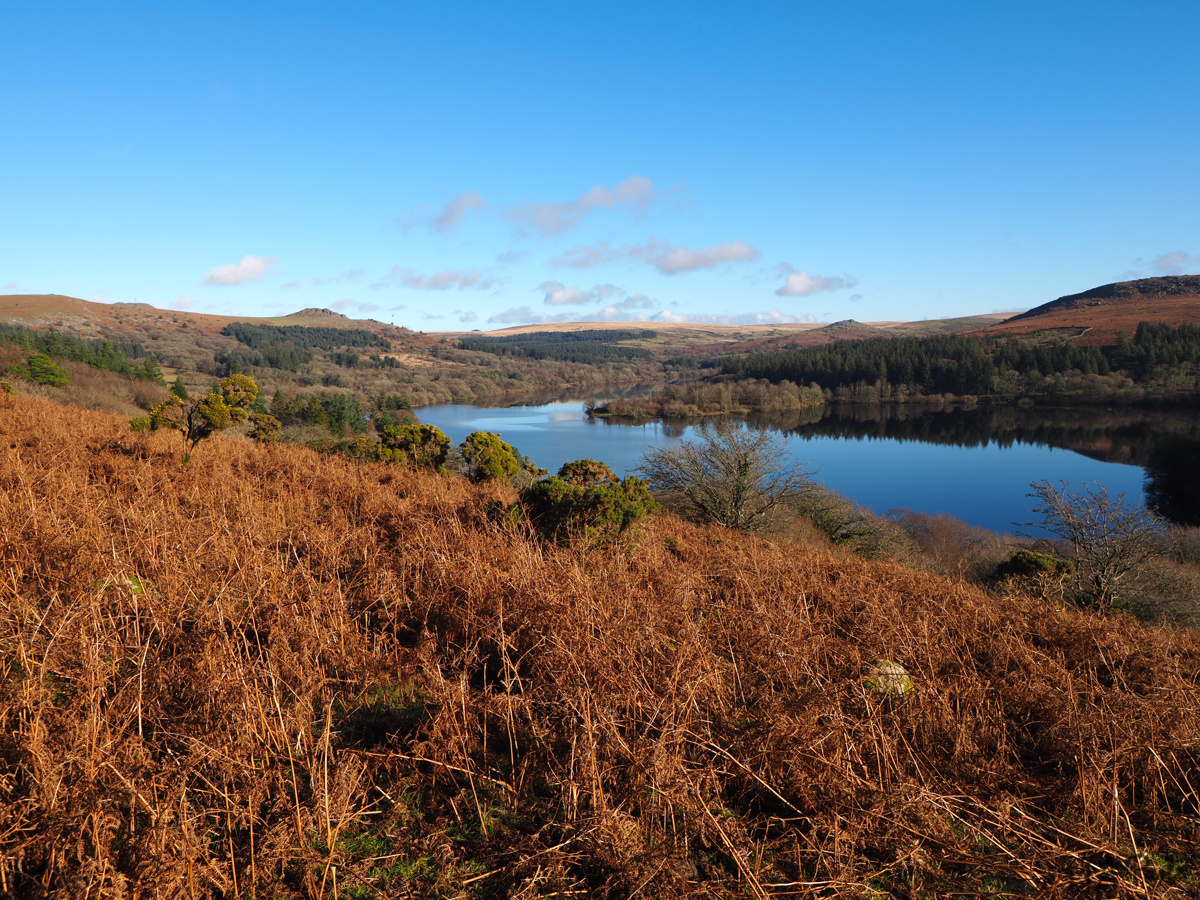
<box><xmin>1</xmin><ymin>393</ymin><xmax>1198</xmax><ymax>898</ymax></box>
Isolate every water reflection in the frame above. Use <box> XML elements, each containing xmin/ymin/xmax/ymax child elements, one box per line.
<box><xmin>417</xmin><ymin>399</ymin><xmax>1194</xmax><ymax>532</ymax></box>
<box><xmin>1144</xmin><ymin>438</ymin><xmax>1200</xmax><ymax>526</ymax></box>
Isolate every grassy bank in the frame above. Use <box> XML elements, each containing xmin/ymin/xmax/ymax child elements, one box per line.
<box><xmin>1</xmin><ymin>394</ymin><xmax>1199</xmax><ymax>897</ymax></box>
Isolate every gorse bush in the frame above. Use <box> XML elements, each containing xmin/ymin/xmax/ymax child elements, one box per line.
<box><xmin>521</xmin><ymin>458</ymin><xmax>658</xmax><ymax>544</ymax></box>
<box><xmin>145</xmin><ymin>373</ymin><xmax>259</xmax><ymax>463</ymax></box>
<box><xmin>378</xmin><ymin>422</ymin><xmax>452</xmax><ymax>471</ymax></box>
<box><xmin>459</xmin><ymin>430</ymin><xmax>545</xmax><ymax>487</ymax></box>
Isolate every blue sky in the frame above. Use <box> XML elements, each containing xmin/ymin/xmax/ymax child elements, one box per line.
<box><xmin>2</xmin><ymin>1</ymin><xmax>1198</xmax><ymax>329</ymax></box>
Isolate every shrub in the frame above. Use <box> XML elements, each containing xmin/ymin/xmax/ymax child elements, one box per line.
<box><xmin>459</xmin><ymin>431</ymin><xmax>545</xmax><ymax>487</ymax></box>
<box><xmin>144</xmin><ymin>374</ymin><xmax>260</xmax><ymax>463</ymax></box>
<box><xmin>248</xmin><ymin>413</ymin><xmax>282</xmax><ymax>443</ymax></box>
<box><xmin>795</xmin><ymin>485</ymin><xmax>911</xmax><ymax>559</ymax></box>
<box><xmin>311</xmin><ymin>435</ymin><xmax>405</xmax><ymax>464</ymax></box>
<box><xmin>887</xmin><ymin>508</ymin><xmax>1014</xmax><ymax>579</ymax></box>
<box><xmin>993</xmin><ymin>549</ymin><xmax>1075</xmax><ymax>581</ymax></box>
<box><xmin>379</xmin><ymin>423</ymin><xmax>451</xmax><ymax>472</ymax></box>
<box><xmin>8</xmin><ymin>353</ymin><xmax>71</xmax><ymax>386</ymax></box>
<box><xmin>1026</xmin><ymin>479</ymin><xmax>1171</xmax><ymax>608</ymax></box>
<box><xmin>637</xmin><ymin>420</ymin><xmax>812</xmax><ymax>531</ymax></box>
<box><xmin>521</xmin><ymin>459</ymin><xmax>658</xmax><ymax>544</ymax></box>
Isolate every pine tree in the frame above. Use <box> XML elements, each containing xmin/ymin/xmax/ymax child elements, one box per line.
<box><xmin>140</xmin><ymin>352</ymin><xmax>166</xmax><ymax>384</ymax></box>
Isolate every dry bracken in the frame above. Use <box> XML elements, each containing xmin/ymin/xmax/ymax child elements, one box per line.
<box><xmin>0</xmin><ymin>394</ymin><xmax>1198</xmax><ymax>898</ymax></box>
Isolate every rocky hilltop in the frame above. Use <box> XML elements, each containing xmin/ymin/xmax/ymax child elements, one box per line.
<box><xmin>284</xmin><ymin>307</ymin><xmax>350</xmax><ymax>319</ymax></box>
<box><xmin>1006</xmin><ymin>275</ymin><xmax>1200</xmax><ymax>323</ymax></box>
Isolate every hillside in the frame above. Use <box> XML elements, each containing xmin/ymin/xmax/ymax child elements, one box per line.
<box><xmin>2</xmin><ymin>393</ymin><xmax>1199</xmax><ymax>897</ymax></box>
<box><xmin>445</xmin><ymin>313</ymin><xmax>1015</xmax><ymax>356</ymax></box>
<box><xmin>0</xmin><ymin>294</ymin><xmax>667</xmax><ymax>411</ymax></box>
<box><xmin>988</xmin><ymin>276</ymin><xmax>1200</xmax><ymax>346</ymax></box>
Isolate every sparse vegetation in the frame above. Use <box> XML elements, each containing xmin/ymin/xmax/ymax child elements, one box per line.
<box><xmin>638</xmin><ymin>420</ymin><xmax>815</xmax><ymax>530</ymax></box>
<box><xmin>1027</xmin><ymin>479</ymin><xmax>1172</xmax><ymax>608</ymax></box>
<box><xmin>145</xmin><ymin>373</ymin><xmax>260</xmax><ymax>463</ymax></box>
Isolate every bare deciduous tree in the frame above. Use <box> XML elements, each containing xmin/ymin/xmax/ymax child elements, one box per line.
<box><xmin>1026</xmin><ymin>479</ymin><xmax>1169</xmax><ymax>608</ymax></box>
<box><xmin>637</xmin><ymin>420</ymin><xmax>811</xmax><ymax>531</ymax></box>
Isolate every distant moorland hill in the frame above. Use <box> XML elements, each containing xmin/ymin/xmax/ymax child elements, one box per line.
<box><xmin>987</xmin><ymin>275</ymin><xmax>1200</xmax><ymax>345</ymax></box>
<box><xmin>1</xmin><ymin>275</ymin><xmax>1198</xmax><ymax>418</ymax></box>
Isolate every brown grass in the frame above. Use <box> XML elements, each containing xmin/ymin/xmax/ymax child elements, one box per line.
<box><xmin>985</xmin><ymin>293</ymin><xmax>1200</xmax><ymax>347</ymax></box>
<box><xmin>1</xmin><ymin>394</ymin><xmax>1199</xmax><ymax>898</ymax></box>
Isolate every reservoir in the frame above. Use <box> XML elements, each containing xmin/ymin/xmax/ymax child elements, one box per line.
<box><xmin>417</xmin><ymin>400</ymin><xmax>1200</xmax><ymax>535</ymax></box>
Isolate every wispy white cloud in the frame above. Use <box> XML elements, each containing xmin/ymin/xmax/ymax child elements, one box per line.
<box><xmin>433</xmin><ymin>192</ymin><xmax>489</xmax><ymax>233</ymax></box>
<box><xmin>485</xmin><ymin>297</ymin><xmax>800</xmax><ymax>327</ymax></box>
<box><xmin>496</xmin><ymin>248</ymin><xmax>531</xmax><ymax>264</ymax></box>
<box><xmin>653</xmin><ymin>309</ymin><xmax>813</xmax><ymax>326</ymax></box>
<box><xmin>552</xmin><ymin>237</ymin><xmax>760</xmax><ymax>275</ymax></box>
<box><xmin>642</xmin><ymin>240</ymin><xmax>759</xmax><ymax>275</ymax></box>
<box><xmin>551</xmin><ymin>241</ymin><xmax>619</xmax><ymax>269</ymax></box>
<box><xmin>331</xmin><ymin>299</ymin><xmax>382</xmax><ymax>315</ymax></box>
<box><xmin>421</xmin><ymin>312</ymin><xmax>446</xmax><ymax>320</ymax></box>
<box><xmin>1149</xmin><ymin>251</ymin><xmax>1196</xmax><ymax>275</ymax></box>
<box><xmin>489</xmin><ymin>306</ymin><xmax>541</xmax><ymax>324</ymax></box>
<box><xmin>398</xmin><ymin>192</ymin><xmax>490</xmax><ymax>233</ymax></box>
<box><xmin>204</xmin><ymin>255</ymin><xmax>279</xmax><ymax>286</ymax></box>
<box><xmin>611</xmin><ymin>293</ymin><xmax>653</xmax><ymax>311</ymax></box>
<box><xmin>312</xmin><ymin>268</ymin><xmax>366</xmax><ymax>286</ymax></box>
<box><xmin>281</xmin><ymin>280</ymin><xmax>301</xmax><ymax>289</ymax></box>
<box><xmin>508</xmin><ymin>176</ymin><xmax>658</xmax><ymax>237</ymax></box>
<box><xmin>373</xmin><ymin>266</ymin><xmax>496</xmax><ymax>291</ymax></box>
<box><xmin>538</xmin><ymin>281</ymin><xmax>621</xmax><ymax>306</ymax></box>
<box><xmin>1</xmin><ymin>281</ymin><xmax>18</xmax><ymax>292</ymax></box>
<box><xmin>1122</xmin><ymin>250</ymin><xmax>1198</xmax><ymax>279</ymax></box>
<box><xmin>458</xmin><ymin>310</ymin><xmax>478</xmax><ymax>323</ymax></box>
<box><xmin>774</xmin><ymin>264</ymin><xmax>856</xmax><ymax>297</ymax></box>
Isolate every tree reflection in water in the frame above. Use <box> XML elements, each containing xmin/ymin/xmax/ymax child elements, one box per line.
<box><xmin>1144</xmin><ymin>438</ymin><xmax>1200</xmax><ymax>526</ymax></box>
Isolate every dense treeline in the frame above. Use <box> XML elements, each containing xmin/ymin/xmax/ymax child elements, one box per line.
<box><xmin>268</xmin><ymin>388</ymin><xmax>372</xmax><ymax>434</ymax></box>
<box><xmin>0</xmin><ymin>323</ymin><xmax>163</xmax><ymax>381</ymax></box>
<box><xmin>593</xmin><ymin>378</ymin><xmax>823</xmax><ymax>419</ymax></box>
<box><xmin>213</xmin><ymin>344</ymin><xmax>314</xmax><ymax>374</ymax></box>
<box><xmin>1112</xmin><ymin>322</ymin><xmax>1200</xmax><ymax>375</ymax></box>
<box><xmin>223</xmin><ymin>322</ymin><xmax>392</xmax><ymax>351</ymax></box>
<box><xmin>459</xmin><ymin>329</ymin><xmax>657</xmax><ymax>363</ymax></box>
<box><xmin>726</xmin><ymin>332</ymin><xmax>1111</xmax><ymax>394</ymax></box>
<box><xmin>724</xmin><ymin>323</ymin><xmax>1200</xmax><ymax>402</ymax></box>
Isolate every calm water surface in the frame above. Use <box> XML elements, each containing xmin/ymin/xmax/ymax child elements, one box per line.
<box><xmin>418</xmin><ymin>400</ymin><xmax>1200</xmax><ymax>534</ymax></box>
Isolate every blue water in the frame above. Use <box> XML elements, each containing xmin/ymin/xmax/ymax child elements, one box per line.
<box><xmin>418</xmin><ymin>401</ymin><xmax>1149</xmax><ymax>535</ymax></box>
